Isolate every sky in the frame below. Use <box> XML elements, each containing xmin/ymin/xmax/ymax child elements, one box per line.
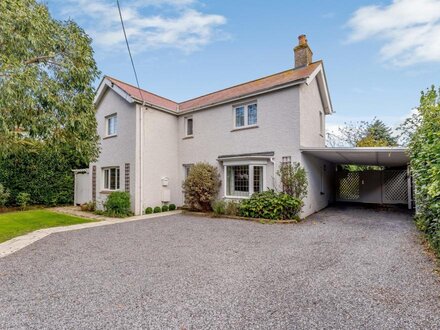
<box><xmin>46</xmin><ymin>0</ymin><xmax>440</xmax><ymax>134</ymax></box>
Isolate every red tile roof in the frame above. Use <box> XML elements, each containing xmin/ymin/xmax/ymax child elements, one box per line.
<box><xmin>105</xmin><ymin>61</ymin><xmax>321</xmax><ymax>113</ymax></box>
<box><xmin>106</xmin><ymin>76</ymin><xmax>179</xmax><ymax>111</ymax></box>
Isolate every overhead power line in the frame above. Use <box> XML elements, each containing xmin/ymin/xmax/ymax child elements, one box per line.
<box><xmin>116</xmin><ymin>0</ymin><xmax>144</xmax><ymax>103</ymax></box>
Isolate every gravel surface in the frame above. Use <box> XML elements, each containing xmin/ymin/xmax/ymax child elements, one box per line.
<box><xmin>1</xmin><ymin>205</ymin><xmax>439</xmax><ymax>329</ymax></box>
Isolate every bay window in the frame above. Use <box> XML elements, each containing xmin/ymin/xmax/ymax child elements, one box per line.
<box><xmin>225</xmin><ymin>164</ymin><xmax>265</xmax><ymax>197</ymax></box>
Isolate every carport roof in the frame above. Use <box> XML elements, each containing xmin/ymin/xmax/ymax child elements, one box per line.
<box><xmin>301</xmin><ymin>147</ymin><xmax>409</xmax><ymax>167</ymax></box>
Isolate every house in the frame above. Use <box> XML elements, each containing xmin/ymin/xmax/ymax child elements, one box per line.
<box><xmin>74</xmin><ymin>35</ymin><xmax>411</xmax><ymax>217</ymax></box>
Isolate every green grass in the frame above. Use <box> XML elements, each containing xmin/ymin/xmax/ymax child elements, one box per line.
<box><xmin>0</xmin><ymin>210</ymin><xmax>96</xmax><ymax>243</ymax></box>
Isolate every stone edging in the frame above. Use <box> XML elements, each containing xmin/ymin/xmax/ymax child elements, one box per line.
<box><xmin>0</xmin><ymin>210</ymin><xmax>182</xmax><ymax>259</ymax></box>
<box><xmin>181</xmin><ymin>211</ymin><xmax>300</xmax><ymax>224</ymax></box>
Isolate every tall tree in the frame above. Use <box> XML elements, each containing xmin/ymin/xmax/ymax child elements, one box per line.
<box><xmin>356</xmin><ymin>119</ymin><xmax>398</xmax><ymax>147</ymax></box>
<box><xmin>0</xmin><ymin>0</ymin><xmax>100</xmax><ymax>204</ymax></box>
<box><xmin>0</xmin><ymin>0</ymin><xmax>100</xmax><ymax>164</ymax></box>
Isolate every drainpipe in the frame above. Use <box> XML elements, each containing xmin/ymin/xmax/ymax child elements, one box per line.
<box><xmin>139</xmin><ymin>104</ymin><xmax>145</xmax><ymax>215</ymax></box>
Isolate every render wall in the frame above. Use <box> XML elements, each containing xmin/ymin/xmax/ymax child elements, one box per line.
<box><xmin>142</xmin><ymin>107</ymin><xmax>179</xmax><ymax>209</ymax></box>
<box><xmin>177</xmin><ymin>86</ymin><xmax>301</xmax><ymax>205</ymax></box>
<box><xmin>92</xmin><ymin>88</ymin><xmax>137</xmax><ymax>211</ymax></box>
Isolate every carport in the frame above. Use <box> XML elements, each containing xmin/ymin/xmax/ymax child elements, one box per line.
<box><xmin>301</xmin><ymin>147</ymin><xmax>411</xmax><ymax>209</ymax></box>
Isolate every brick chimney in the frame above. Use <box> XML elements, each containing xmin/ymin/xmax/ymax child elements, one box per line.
<box><xmin>294</xmin><ymin>34</ymin><xmax>313</xmax><ymax>68</ymax></box>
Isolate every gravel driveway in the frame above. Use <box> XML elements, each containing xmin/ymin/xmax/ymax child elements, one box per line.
<box><xmin>1</xmin><ymin>205</ymin><xmax>439</xmax><ymax>329</ymax></box>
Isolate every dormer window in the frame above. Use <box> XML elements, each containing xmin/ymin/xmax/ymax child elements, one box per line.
<box><xmin>106</xmin><ymin>114</ymin><xmax>117</xmax><ymax>137</ymax></box>
<box><xmin>234</xmin><ymin>103</ymin><xmax>257</xmax><ymax>129</ymax></box>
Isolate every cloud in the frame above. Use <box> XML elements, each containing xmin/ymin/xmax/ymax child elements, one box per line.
<box><xmin>346</xmin><ymin>0</ymin><xmax>440</xmax><ymax>66</ymax></box>
<box><xmin>60</xmin><ymin>0</ymin><xmax>227</xmax><ymax>53</ymax></box>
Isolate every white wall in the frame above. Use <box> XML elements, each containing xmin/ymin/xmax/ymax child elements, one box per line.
<box><xmin>177</xmin><ymin>86</ymin><xmax>301</xmax><ymax>204</ymax></box>
<box><xmin>142</xmin><ymin>107</ymin><xmax>179</xmax><ymax>209</ymax></box>
<box><xmin>92</xmin><ymin>88</ymin><xmax>137</xmax><ymax>211</ymax></box>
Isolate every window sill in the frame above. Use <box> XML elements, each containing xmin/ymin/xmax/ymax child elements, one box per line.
<box><xmin>182</xmin><ymin>135</ymin><xmax>194</xmax><ymax>140</ymax></box>
<box><xmin>224</xmin><ymin>195</ymin><xmax>250</xmax><ymax>199</ymax></box>
<box><xmin>100</xmin><ymin>190</ymin><xmax>119</xmax><ymax>194</ymax></box>
<box><xmin>231</xmin><ymin>125</ymin><xmax>259</xmax><ymax>132</ymax></box>
<box><xmin>103</xmin><ymin>134</ymin><xmax>117</xmax><ymax>140</ymax></box>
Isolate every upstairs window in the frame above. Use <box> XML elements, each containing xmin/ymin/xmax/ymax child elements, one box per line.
<box><xmin>106</xmin><ymin>114</ymin><xmax>117</xmax><ymax>136</ymax></box>
<box><xmin>103</xmin><ymin>167</ymin><xmax>120</xmax><ymax>191</ymax></box>
<box><xmin>319</xmin><ymin>111</ymin><xmax>324</xmax><ymax>136</ymax></box>
<box><xmin>234</xmin><ymin>103</ymin><xmax>257</xmax><ymax>128</ymax></box>
<box><xmin>185</xmin><ymin>116</ymin><xmax>193</xmax><ymax>137</ymax></box>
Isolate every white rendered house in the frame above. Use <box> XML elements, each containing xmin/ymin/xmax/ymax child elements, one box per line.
<box><xmin>73</xmin><ymin>35</ymin><xmax>411</xmax><ymax>217</ymax></box>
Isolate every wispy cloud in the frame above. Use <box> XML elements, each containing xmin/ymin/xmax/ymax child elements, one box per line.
<box><xmin>60</xmin><ymin>0</ymin><xmax>227</xmax><ymax>53</ymax></box>
<box><xmin>346</xmin><ymin>0</ymin><xmax>440</xmax><ymax>66</ymax></box>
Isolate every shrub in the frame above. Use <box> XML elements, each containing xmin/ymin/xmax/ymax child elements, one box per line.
<box><xmin>162</xmin><ymin>205</ymin><xmax>169</xmax><ymax>212</ymax></box>
<box><xmin>145</xmin><ymin>207</ymin><xmax>153</xmax><ymax>214</ymax></box>
<box><xmin>239</xmin><ymin>190</ymin><xmax>302</xmax><ymax>220</ymax></box>
<box><xmin>277</xmin><ymin>161</ymin><xmax>308</xmax><ymax>199</ymax></box>
<box><xmin>0</xmin><ymin>183</ymin><xmax>10</xmax><ymax>207</ymax></box>
<box><xmin>225</xmin><ymin>200</ymin><xmax>240</xmax><ymax>216</ymax></box>
<box><xmin>182</xmin><ymin>162</ymin><xmax>221</xmax><ymax>211</ymax></box>
<box><xmin>80</xmin><ymin>201</ymin><xmax>95</xmax><ymax>212</ymax></box>
<box><xmin>17</xmin><ymin>192</ymin><xmax>31</xmax><ymax>210</ymax></box>
<box><xmin>169</xmin><ymin>204</ymin><xmax>176</xmax><ymax>211</ymax></box>
<box><xmin>104</xmin><ymin>191</ymin><xmax>131</xmax><ymax>217</ymax></box>
<box><xmin>408</xmin><ymin>86</ymin><xmax>440</xmax><ymax>256</ymax></box>
<box><xmin>212</xmin><ymin>200</ymin><xmax>226</xmax><ymax>215</ymax></box>
<box><xmin>153</xmin><ymin>206</ymin><xmax>161</xmax><ymax>213</ymax></box>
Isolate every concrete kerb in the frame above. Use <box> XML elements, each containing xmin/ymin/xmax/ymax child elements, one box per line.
<box><xmin>0</xmin><ymin>210</ymin><xmax>182</xmax><ymax>259</ymax></box>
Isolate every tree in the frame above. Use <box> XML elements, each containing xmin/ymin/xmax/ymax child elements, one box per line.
<box><xmin>276</xmin><ymin>162</ymin><xmax>308</xmax><ymax>200</ymax></box>
<box><xmin>408</xmin><ymin>86</ymin><xmax>440</xmax><ymax>255</ymax></box>
<box><xmin>0</xmin><ymin>0</ymin><xmax>100</xmax><ymax>205</ymax></box>
<box><xmin>396</xmin><ymin>110</ymin><xmax>421</xmax><ymax>146</ymax></box>
<box><xmin>0</xmin><ymin>0</ymin><xmax>100</xmax><ymax>163</ymax></box>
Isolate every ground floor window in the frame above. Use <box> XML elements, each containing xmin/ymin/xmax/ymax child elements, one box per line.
<box><xmin>103</xmin><ymin>167</ymin><xmax>120</xmax><ymax>191</ymax></box>
<box><xmin>226</xmin><ymin>164</ymin><xmax>264</xmax><ymax>197</ymax></box>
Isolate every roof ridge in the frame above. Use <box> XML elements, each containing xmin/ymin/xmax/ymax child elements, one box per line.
<box><xmin>105</xmin><ymin>75</ymin><xmax>179</xmax><ymax>105</ymax></box>
<box><xmin>178</xmin><ymin>61</ymin><xmax>321</xmax><ymax>105</ymax></box>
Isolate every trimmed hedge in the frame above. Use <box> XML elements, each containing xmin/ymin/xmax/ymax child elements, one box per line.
<box><xmin>162</xmin><ymin>205</ymin><xmax>169</xmax><ymax>212</ymax></box>
<box><xmin>145</xmin><ymin>207</ymin><xmax>153</xmax><ymax>214</ymax></box>
<box><xmin>239</xmin><ymin>190</ymin><xmax>302</xmax><ymax>220</ymax></box>
<box><xmin>153</xmin><ymin>206</ymin><xmax>161</xmax><ymax>213</ymax></box>
<box><xmin>169</xmin><ymin>204</ymin><xmax>176</xmax><ymax>211</ymax></box>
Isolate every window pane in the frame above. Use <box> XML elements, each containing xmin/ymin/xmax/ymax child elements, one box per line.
<box><xmin>248</xmin><ymin>104</ymin><xmax>257</xmax><ymax>125</ymax></box>
<box><xmin>187</xmin><ymin>118</ymin><xmax>193</xmax><ymax>135</ymax></box>
<box><xmin>116</xmin><ymin>168</ymin><xmax>120</xmax><ymax>189</ymax></box>
<box><xmin>110</xmin><ymin>168</ymin><xmax>116</xmax><ymax>190</ymax></box>
<box><xmin>108</xmin><ymin>116</ymin><xmax>117</xmax><ymax>135</ymax></box>
<box><xmin>104</xmin><ymin>169</ymin><xmax>109</xmax><ymax>189</ymax></box>
<box><xmin>227</xmin><ymin>165</ymin><xmax>249</xmax><ymax>196</ymax></box>
<box><xmin>235</xmin><ymin>107</ymin><xmax>244</xmax><ymax>127</ymax></box>
<box><xmin>253</xmin><ymin>166</ymin><xmax>263</xmax><ymax>193</ymax></box>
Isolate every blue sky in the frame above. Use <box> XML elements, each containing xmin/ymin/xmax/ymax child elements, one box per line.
<box><xmin>47</xmin><ymin>0</ymin><xmax>440</xmax><ymax>133</ymax></box>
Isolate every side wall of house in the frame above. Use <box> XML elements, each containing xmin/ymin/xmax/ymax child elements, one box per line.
<box><xmin>177</xmin><ymin>86</ymin><xmax>301</xmax><ymax>206</ymax></box>
<box><xmin>92</xmin><ymin>88</ymin><xmax>137</xmax><ymax>211</ymax></box>
<box><xmin>300</xmin><ymin>77</ymin><xmax>334</xmax><ymax>216</ymax></box>
<box><xmin>142</xmin><ymin>107</ymin><xmax>179</xmax><ymax>210</ymax></box>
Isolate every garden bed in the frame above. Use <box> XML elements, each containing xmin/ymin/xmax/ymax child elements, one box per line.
<box><xmin>182</xmin><ymin>210</ymin><xmax>300</xmax><ymax>224</ymax></box>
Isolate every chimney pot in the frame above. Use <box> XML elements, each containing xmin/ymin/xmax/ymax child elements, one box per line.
<box><xmin>294</xmin><ymin>34</ymin><xmax>313</xmax><ymax>68</ymax></box>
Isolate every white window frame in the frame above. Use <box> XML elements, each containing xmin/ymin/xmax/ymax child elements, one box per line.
<box><xmin>233</xmin><ymin>102</ymin><xmax>258</xmax><ymax>129</ymax></box>
<box><xmin>102</xmin><ymin>167</ymin><xmax>120</xmax><ymax>191</ymax></box>
<box><xmin>224</xmin><ymin>161</ymin><xmax>266</xmax><ymax>199</ymax></box>
<box><xmin>184</xmin><ymin>116</ymin><xmax>193</xmax><ymax>137</ymax></box>
<box><xmin>106</xmin><ymin>113</ymin><xmax>117</xmax><ymax>137</ymax></box>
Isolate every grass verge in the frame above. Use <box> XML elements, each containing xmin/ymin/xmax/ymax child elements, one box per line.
<box><xmin>0</xmin><ymin>210</ymin><xmax>96</xmax><ymax>243</ymax></box>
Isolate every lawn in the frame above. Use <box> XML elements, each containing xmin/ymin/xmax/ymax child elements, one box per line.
<box><xmin>0</xmin><ymin>210</ymin><xmax>96</xmax><ymax>243</ymax></box>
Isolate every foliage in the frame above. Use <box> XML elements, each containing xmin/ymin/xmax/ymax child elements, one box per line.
<box><xmin>162</xmin><ymin>205</ymin><xmax>169</xmax><ymax>212</ymax></box>
<box><xmin>0</xmin><ymin>184</ymin><xmax>10</xmax><ymax>207</ymax></box>
<box><xmin>0</xmin><ymin>209</ymin><xmax>95</xmax><ymax>243</ymax></box>
<box><xmin>182</xmin><ymin>162</ymin><xmax>221</xmax><ymax>212</ymax></box>
<box><xmin>153</xmin><ymin>206</ymin><xmax>162</xmax><ymax>213</ymax></box>
<box><xmin>408</xmin><ymin>86</ymin><xmax>440</xmax><ymax>256</ymax></box>
<box><xmin>80</xmin><ymin>201</ymin><xmax>95</xmax><ymax>212</ymax></box>
<box><xmin>327</xmin><ymin>117</ymin><xmax>398</xmax><ymax>147</ymax></box>
<box><xmin>104</xmin><ymin>191</ymin><xmax>131</xmax><ymax>217</ymax></box>
<box><xmin>239</xmin><ymin>190</ymin><xmax>302</xmax><ymax>220</ymax></box>
<box><xmin>396</xmin><ymin>110</ymin><xmax>421</xmax><ymax>146</ymax></box>
<box><xmin>145</xmin><ymin>207</ymin><xmax>153</xmax><ymax>214</ymax></box>
<box><xmin>0</xmin><ymin>141</ymin><xmax>77</xmax><ymax>205</ymax></box>
<box><xmin>0</xmin><ymin>0</ymin><xmax>99</xmax><ymax>206</ymax></box>
<box><xmin>169</xmin><ymin>204</ymin><xmax>176</xmax><ymax>211</ymax></box>
<box><xmin>212</xmin><ymin>200</ymin><xmax>226</xmax><ymax>215</ymax></box>
<box><xmin>276</xmin><ymin>162</ymin><xmax>308</xmax><ymax>199</ymax></box>
<box><xmin>16</xmin><ymin>192</ymin><xmax>30</xmax><ymax>210</ymax></box>
<box><xmin>225</xmin><ymin>200</ymin><xmax>240</xmax><ymax>216</ymax></box>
